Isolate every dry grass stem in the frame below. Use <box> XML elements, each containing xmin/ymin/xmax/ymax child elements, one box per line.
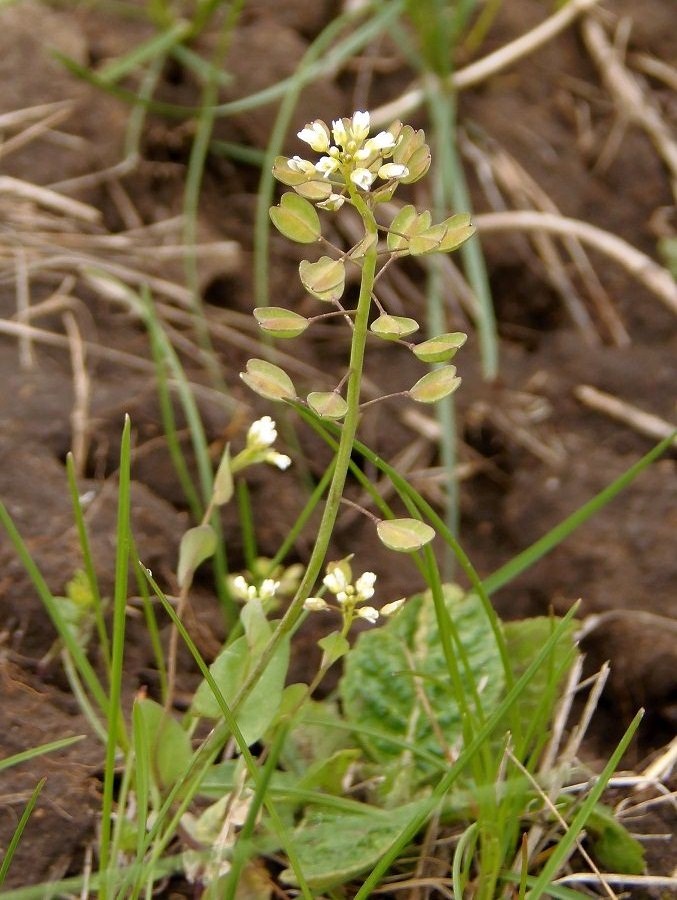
<box><xmin>371</xmin><ymin>0</ymin><xmax>603</xmax><ymax>126</ymax></box>
<box><xmin>630</xmin><ymin>53</ymin><xmax>677</xmax><ymax>93</ymax></box>
<box><xmin>556</xmin><ymin>873</ymin><xmax>677</xmax><ymax>890</ymax></box>
<box><xmin>64</xmin><ymin>311</ymin><xmax>92</xmax><ymax>478</ymax></box>
<box><xmin>574</xmin><ymin>385</ymin><xmax>677</xmax><ymax>446</ymax></box>
<box><xmin>14</xmin><ymin>247</ymin><xmax>33</xmax><ymax>370</ymax></box>
<box><xmin>463</xmin><ymin>136</ymin><xmax>630</xmax><ymax>345</ymax></box>
<box><xmin>0</xmin><ymin>176</ymin><xmax>100</xmax><ymax>223</ymax></box>
<box><xmin>474</xmin><ymin>211</ymin><xmax>677</xmax><ymax>314</ymax></box>
<box><xmin>583</xmin><ymin>17</ymin><xmax>677</xmax><ymax>201</ymax></box>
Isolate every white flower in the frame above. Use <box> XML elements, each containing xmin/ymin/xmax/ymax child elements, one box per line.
<box><xmin>287</xmin><ymin>155</ymin><xmax>317</xmax><ymax>175</ymax></box>
<box><xmin>355</xmin><ymin>571</ymin><xmax>376</xmax><ymax>600</ymax></box>
<box><xmin>351</xmin><ymin>110</ymin><xmax>370</xmax><ymax>142</ymax></box>
<box><xmin>316</xmin><ymin>192</ymin><xmax>345</xmax><ymax>211</ymax></box>
<box><xmin>362</xmin><ymin>131</ymin><xmax>396</xmax><ymax>156</ymax></box>
<box><xmin>247</xmin><ymin>416</ymin><xmax>277</xmax><ymax>449</ymax></box>
<box><xmin>331</xmin><ymin>117</ymin><xmax>349</xmax><ymax>148</ymax></box>
<box><xmin>381</xmin><ymin>598</ymin><xmax>406</xmax><ymax>617</ymax></box>
<box><xmin>298</xmin><ymin>120</ymin><xmax>330</xmax><ymax>153</ymax></box>
<box><xmin>266</xmin><ymin>451</ymin><xmax>292</xmax><ymax>471</ymax></box>
<box><xmin>378</xmin><ymin>163</ymin><xmax>409</xmax><ymax>180</ymax></box>
<box><xmin>231</xmin><ymin>575</ymin><xmax>256</xmax><ymax>601</ymax></box>
<box><xmin>259</xmin><ymin>578</ymin><xmax>280</xmax><ymax>599</ymax></box>
<box><xmin>356</xmin><ymin>606</ymin><xmax>379</xmax><ymax>624</ymax></box>
<box><xmin>304</xmin><ymin>597</ymin><xmax>329</xmax><ymax>612</ymax></box>
<box><xmin>324</xmin><ymin>568</ymin><xmax>349</xmax><ymax>595</ymax></box>
<box><xmin>350</xmin><ymin>167</ymin><xmax>375</xmax><ymax>191</ymax></box>
<box><xmin>315</xmin><ymin>155</ymin><xmax>340</xmax><ymax>178</ymax></box>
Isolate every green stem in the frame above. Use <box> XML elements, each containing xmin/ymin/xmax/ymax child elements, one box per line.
<box><xmin>231</xmin><ymin>196</ymin><xmax>378</xmax><ymax>710</ymax></box>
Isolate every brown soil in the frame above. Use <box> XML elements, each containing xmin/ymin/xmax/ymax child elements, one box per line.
<box><xmin>0</xmin><ymin>0</ymin><xmax>675</xmax><ymax>892</ymax></box>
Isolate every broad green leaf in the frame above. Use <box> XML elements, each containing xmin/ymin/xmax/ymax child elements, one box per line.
<box><xmin>502</xmin><ymin>617</ymin><xmax>578</xmax><ymax>740</ymax></box>
<box><xmin>318</xmin><ymin>631</ymin><xmax>350</xmax><ymax>668</ymax></box>
<box><xmin>413</xmin><ymin>332</ymin><xmax>467</xmax><ymax>363</ymax></box>
<box><xmin>213</xmin><ymin>444</ymin><xmax>233</xmax><ymax>505</ymax></box>
<box><xmin>370</xmin><ymin>315</ymin><xmax>419</xmax><ymax>340</ymax></box>
<box><xmin>269</xmin><ymin>193</ymin><xmax>321</xmax><ymax>244</ymax></box>
<box><xmin>376</xmin><ymin>518</ymin><xmax>435</xmax><ymax>552</ymax></box>
<box><xmin>279</xmin><ymin>700</ymin><xmax>355</xmax><ymax>777</ymax></box>
<box><xmin>253</xmin><ymin>306</ymin><xmax>309</xmax><ymax>339</ymax></box>
<box><xmin>177</xmin><ymin>524</ymin><xmax>217</xmax><ymax>588</ymax></box>
<box><xmin>299</xmin><ymin>256</ymin><xmax>345</xmax><ymax>302</ymax></box>
<box><xmin>240</xmin><ymin>358</ymin><xmax>296</xmax><ymax>402</ymax></box>
<box><xmin>297</xmin><ymin>748</ymin><xmax>362</xmax><ymax>795</ymax></box>
<box><xmin>191</xmin><ymin>633</ymin><xmax>290</xmax><ymax>745</ymax></box>
<box><xmin>307</xmin><ymin>391</ymin><xmax>348</xmax><ymax>420</ymax></box>
<box><xmin>586</xmin><ymin>804</ymin><xmax>646</xmax><ymax>875</ymax></box>
<box><xmin>240</xmin><ymin>598</ymin><xmax>271</xmax><ymax>653</ymax></box>
<box><xmin>408</xmin><ymin>366</ymin><xmax>461</xmax><ymax>403</ymax></box>
<box><xmin>281</xmin><ymin>801</ymin><xmax>428</xmax><ymax>890</ymax></box>
<box><xmin>134</xmin><ymin>698</ymin><xmax>193</xmax><ymax>790</ymax></box>
<box><xmin>340</xmin><ymin>586</ymin><xmax>504</xmax><ymax>781</ymax></box>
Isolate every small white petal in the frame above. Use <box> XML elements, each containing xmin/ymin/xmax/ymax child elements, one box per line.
<box><xmin>231</xmin><ymin>575</ymin><xmax>249</xmax><ymax>598</ymax></box>
<box><xmin>304</xmin><ymin>596</ymin><xmax>329</xmax><ymax>612</ymax></box>
<box><xmin>324</xmin><ymin>569</ymin><xmax>348</xmax><ymax>594</ymax></box>
<box><xmin>288</xmin><ymin>155</ymin><xmax>317</xmax><ymax>175</ymax></box>
<box><xmin>378</xmin><ymin>163</ymin><xmax>408</xmax><ymax>180</ymax></box>
<box><xmin>315</xmin><ymin>156</ymin><xmax>340</xmax><ymax>178</ymax></box>
<box><xmin>331</xmin><ymin>118</ymin><xmax>348</xmax><ymax>147</ymax></box>
<box><xmin>351</xmin><ymin>110</ymin><xmax>370</xmax><ymax>141</ymax></box>
<box><xmin>350</xmin><ymin>167</ymin><xmax>375</xmax><ymax>191</ymax></box>
<box><xmin>357</xmin><ymin>605</ymin><xmax>379</xmax><ymax>624</ymax></box>
<box><xmin>381</xmin><ymin>598</ymin><xmax>406</xmax><ymax>617</ymax></box>
<box><xmin>316</xmin><ymin>192</ymin><xmax>345</xmax><ymax>211</ymax></box>
<box><xmin>298</xmin><ymin>121</ymin><xmax>330</xmax><ymax>153</ymax></box>
<box><xmin>355</xmin><ymin>571</ymin><xmax>377</xmax><ymax>599</ymax></box>
<box><xmin>266</xmin><ymin>451</ymin><xmax>292</xmax><ymax>470</ymax></box>
<box><xmin>366</xmin><ymin>131</ymin><xmax>396</xmax><ymax>152</ymax></box>
<box><xmin>259</xmin><ymin>579</ymin><xmax>280</xmax><ymax>599</ymax></box>
<box><xmin>247</xmin><ymin>416</ymin><xmax>277</xmax><ymax>448</ymax></box>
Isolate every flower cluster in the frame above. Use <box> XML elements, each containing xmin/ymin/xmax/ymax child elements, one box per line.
<box><xmin>273</xmin><ymin>111</ymin><xmax>431</xmax><ymax>211</ymax></box>
<box><xmin>304</xmin><ymin>558</ymin><xmax>405</xmax><ymax>626</ymax></box>
<box><xmin>231</xmin><ymin>416</ymin><xmax>291</xmax><ymax>473</ymax></box>
<box><xmin>230</xmin><ymin>574</ymin><xmax>280</xmax><ymax>603</ymax></box>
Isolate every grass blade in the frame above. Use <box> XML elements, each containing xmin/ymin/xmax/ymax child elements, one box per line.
<box><xmin>0</xmin><ymin>779</ymin><xmax>46</xmax><ymax>888</ymax></box>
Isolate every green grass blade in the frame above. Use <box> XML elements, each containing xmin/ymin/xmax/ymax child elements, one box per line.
<box><xmin>65</xmin><ymin>453</ymin><xmax>111</xmax><ymax>680</ymax></box>
<box><xmin>0</xmin><ymin>779</ymin><xmax>46</xmax><ymax>888</ymax></box>
<box><xmin>483</xmin><ymin>433</ymin><xmax>676</xmax><ymax>595</ymax></box>
<box><xmin>0</xmin><ymin>504</ymin><xmax>109</xmax><ymax>716</ymax></box>
<box><xmin>98</xmin><ymin>414</ymin><xmax>132</xmax><ymax>892</ymax></box>
<box><xmin>97</xmin><ymin>19</ymin><xmax>191</xmax><ymax>84</ymax></box>
<box><xmin>0</xmin><ymin>736</ymin><xmax>84</xmax><ymax>774</ymax></box>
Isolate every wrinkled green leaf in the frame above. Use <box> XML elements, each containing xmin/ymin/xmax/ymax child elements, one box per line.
<box><xmin>279</xmin><ymin>700</ymin><xmax>355</xmax><ymax>777</ymax></box>
<box><xmin>307</xmin><ymin>391</ymin><xmax>348</xmax><ymax>420</ymax></box>
<box><xmin>370</xmin><ymin>315</ymin><xmax>419</xmax><ymax>340</ymax></box>
<box><xmin>408</xmin><ymin>366</ymin><xmax>461</xmax><ymax>403</ymax></box>
<box><xmin>281</xmin><ymin>801</ymin><xmax>428</xmax><ymax>890</ymax></box>
<box><xmin>177</xmin><ymin>524</ymin><xmax>217</xmax><ymax>588</ymax></box>
<box><xmin>340</xmin><ymin>586</ymin><xmax>504</xmax><ymax>781</ymax></box>
<box><xmin>134</xmin><ymin>697</ymin><xmax>193</xmax><ymax>790</ymax></box>
<box><xmin>413</xmin><ymin>332</ymin><xmax>467</xmax><ymax>363</ymax></box>
<box><xmin>297</xmin><ymin>748</ymin><xmax>362</xmax><ymax>795</ymax></box>
<box><xmin>376</xmin><ymin>518</ymin><xmax>435</xmax><ymax>552</ymax></box>
<box><xmin>269</xmin><ymin>192</ymin><xmax>321</xmax><ymax>244</ymax></box>
<box><xmin>240</xmin><ymin>358</ymin><xmax>296</xmax><ymax>402</ymax></box>
<box><xmin>253</xmin><ymin>307</ymin><xmax>309</xmax><ymax>339</ymax></box>
<box><xmin>587</xmin><ymin>804</ymin><xmax>646</xmax><ymax>875</ymax></box>
<box><xmin>299</xmin><ymin>256</ymin><xmax>345</xmax><ymax>302</ymax></box>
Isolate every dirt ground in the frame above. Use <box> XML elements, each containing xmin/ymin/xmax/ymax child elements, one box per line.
<box><xmin>0</xmin><ymin>0</ymin><xmax>675</xmax><ymax>892</ymax></box>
